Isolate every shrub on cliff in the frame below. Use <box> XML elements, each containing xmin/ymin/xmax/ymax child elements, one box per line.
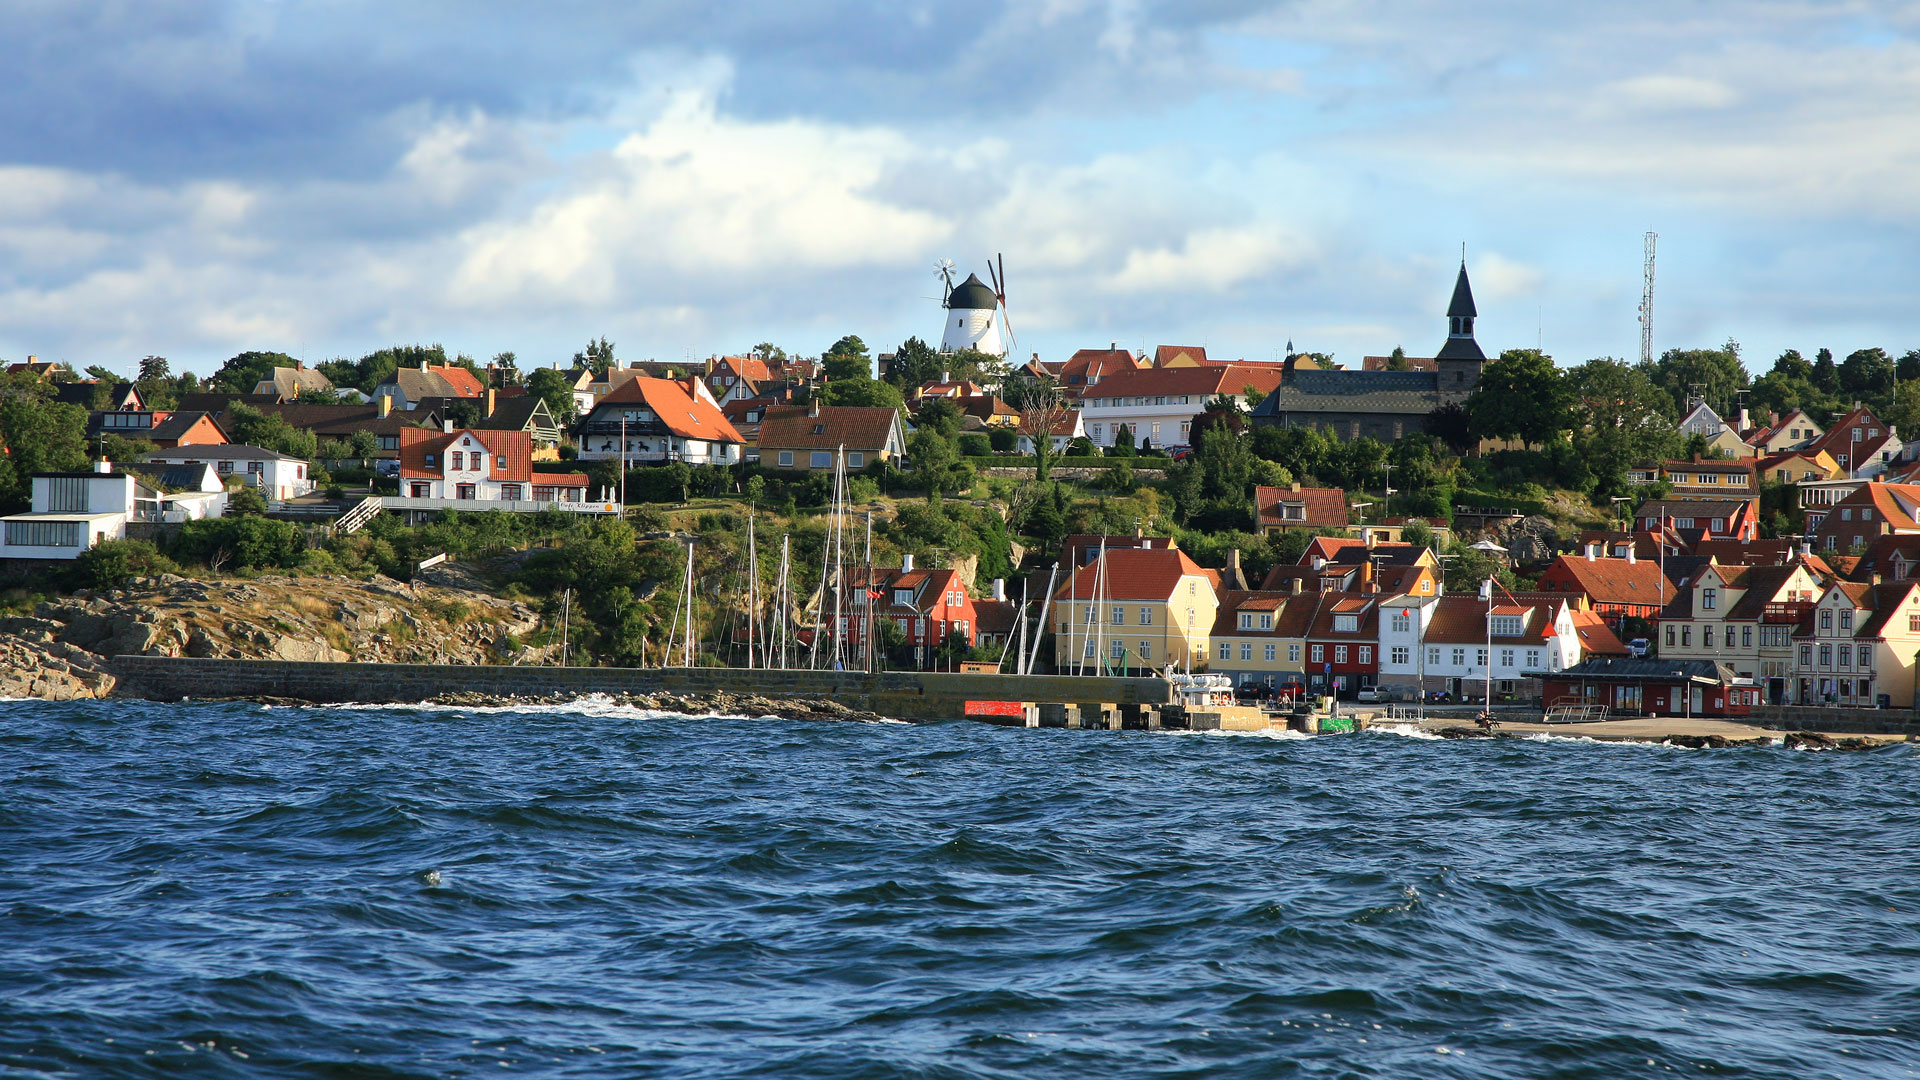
<box><xmin>169</xmin><ymin>516</ymin><xmax>304</xmax><ymax>572</ymax></box>
<box><xmin>73</xmin><ymin>539</ymin><xmax>177</xmax><ymax>589</ymax></box>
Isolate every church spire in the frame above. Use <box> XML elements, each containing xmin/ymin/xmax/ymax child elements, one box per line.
<box><xmin>1436</xmin><ymin>259</ymin><xmax>1485</xmax><ymax>362</ymax></box>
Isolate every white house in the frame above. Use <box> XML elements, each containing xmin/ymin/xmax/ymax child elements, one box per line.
<box><xmin>398</xmin><ymin>427</ymin><xmax>590</xmax><ymax>503</ymax></box>
<box><xmin>144</xmin><ymin>445</ymin><xmax>313</xmax><ymax>501</ymax></box>
<box><xmin>1016</xmin><ymin>409</ymin><xmax>1086</xmax><ymax>454</ymax></box>
<box><xmin>1076</xmin><ymin>365</ymin><xmax>1285</xmax><ymax>450</ymax></box>
<box><xmin>574</xmin><ymin>376</ymin><xmax>746</xmax><ymax>466</ymax></box>
<box><xmin>1374</xmin><ymin>592</ymin><xmax>1586</xmax><ymax>702</ymax></box>
<box><xmin>0</xmin><ymin>462</ymin><xmax>226</xmax><ymax>560</ymax></box>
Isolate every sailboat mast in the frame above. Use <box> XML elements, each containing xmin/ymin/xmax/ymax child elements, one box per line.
<box><xmin>684</xmin><ymin>541</ymin><xmax>697</xmax><ymax>668</ymax></box>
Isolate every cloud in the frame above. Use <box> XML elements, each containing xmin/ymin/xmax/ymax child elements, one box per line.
<box><xmin>1474</xmin><ymin>253</ymin><xmax>1543</xmax><ymax>300</ymax></box>
<box><xmin>1602</xmin><ymin>74</ymin><xmax>1740</xmax><ymax>111</ymax></box>
<box><xmin>1105</xmin><ymin>225</ymin><xmax>1313</xmax><ymax>294</ymax></box>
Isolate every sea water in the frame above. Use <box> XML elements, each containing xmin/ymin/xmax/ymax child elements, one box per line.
<box><xmin>1</xmin><ymin>697</ymin><xmax>1916</xmax><ymax>1078</ymax></box>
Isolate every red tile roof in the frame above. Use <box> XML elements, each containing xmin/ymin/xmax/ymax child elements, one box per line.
<box><xmin>599</xmin><ymin>376</ymin><xmax>744</xmax><ymax>443</ymax></box>
<box><xmin>1539</xmin><ymin>554</ymin><xmax>1678</xmax><ymax>607</ymax></box>
<box><xmin>399</xmin><ymin>427</ymin><xmax>535</xmax><ymax>482</ymax></box>
<box><xmin>757</xmin><ymin>405</ymin><xmax>901</xmax><ymax>454</ymax></box>
<box><xmin>1078</xmin><ymin>364</ymin><xmax>1286</xmax><ymax>403</ymax></box>
<box><xmin>1054</xmin><ymin>546</ymin><xmax>1211</xmax><ymax>602</ymax></box>
<box><xmin>1255</xmin><ymin>484</ymin><xmax>1349</xmax><ymax>530</ymax></box>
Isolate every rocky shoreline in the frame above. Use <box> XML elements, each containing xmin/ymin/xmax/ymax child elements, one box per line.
<box><xmin>218</xmin><ymin>688</ymin><xmax>896</xmax><ymax>724</ymax></box>
<box><xmin>1431</xmin><ymin>725</ymin><xmax>1889</xmax><ymax>751</ymax></box>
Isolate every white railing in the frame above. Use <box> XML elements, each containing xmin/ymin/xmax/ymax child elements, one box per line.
<box><xmin>332</xmin><ymin>496</ymin><xmax>384</xmax><ymax>536</ymax></box>
<box><xmin>377</xmin><ymin>496</ymin><xmax>620</xmax><ymax>515</ymax></box>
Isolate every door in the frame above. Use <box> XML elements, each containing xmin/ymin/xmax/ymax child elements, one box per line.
<box><xmin>1690</xmin><ymin>686</ymin><xmax>1703</xmax><ymax>715</ymax></box>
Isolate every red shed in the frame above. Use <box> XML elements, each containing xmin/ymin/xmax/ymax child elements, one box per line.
<box><xmin>1530</xmin><ymin>658</ymin><xmax>1759</xmax><ymax>718</ymax></box>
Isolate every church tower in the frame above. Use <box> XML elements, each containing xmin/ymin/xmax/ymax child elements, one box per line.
<box><xmin>1434</xmin><ymin>260</ymin><xmax>1486</xmax><ymax>397</ymax></box>
<box><xmin>940</xmin><ymin>272</ymin><xmax>1004</xmax><ymax>356</ymax></box>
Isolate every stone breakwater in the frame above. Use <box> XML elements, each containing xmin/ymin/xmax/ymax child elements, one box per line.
<box><xmin>0</xmin><ymin>574</ymin><xmax>544</xmax><ymax>700</ymax></box>
<box><xmin>420</xmin><ymin>689</ymin><xmax>893</xmax><ymax>724</ymax></box>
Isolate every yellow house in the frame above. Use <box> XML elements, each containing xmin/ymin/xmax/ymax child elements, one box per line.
<box><xmin>1053</xmin><ymin>546</ymin><xmax>1218</xmax><ymax>673</ymax></box>
<box><xmin>1757</xmin><ymin>449</ymin><xmax>1842</xmax><ymax>486</ymax></box>
<box><xmin>1792</xmin><ymin>579</ymin><xmax>1920</xmax><ymax>708</ymax></box>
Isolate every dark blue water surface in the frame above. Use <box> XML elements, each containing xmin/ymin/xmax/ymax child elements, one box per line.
<box><xmin>3</xmin><ymin>699</ymin><xmax>1918</xmax><ymax>1079</ymax></box>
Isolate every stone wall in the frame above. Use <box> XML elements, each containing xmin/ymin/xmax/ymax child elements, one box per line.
<box><xmin>1748</xmin><ymin>704</ymin><xmax>1920</xmax><ymax>736</ymax></box>
<box><xmin>109</xmin><ymin>656</ymin><xmax>1171</xmax><ymax>721</ymax></box>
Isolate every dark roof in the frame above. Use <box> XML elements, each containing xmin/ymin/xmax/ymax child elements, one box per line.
<box><xmin>757</xmin><ymin>405</ymin><xmax>899</xmax><ymax>453</ymax></box>
<box><xmin>1435</xmin><ymin>335</ymin><xmax>1487</xmax><ymax>362</ymax></box>
<box><xmin>148</xmin><ymin>411</ymin><xmax>226</xmax><ymax>443</ymax></box>
<box><xmin>1447</xmin><ymin>261</ymin><xmax>1477</xmax><ymax>318</ymax></box>
<box><xmin>144</xmin><ymin>444</ymin><xmax>304</xmax><ymax>463</ymax></box>
<box><xmin>946</xmin><ymin>272</ymin><xmax>998</xmax><ymax>310</ymax></box>
<box><xmin>1256</xmin><ymin>369</ymin><xmax>1443</xmax><ymax>417</ymax></box>
<box><xmin>1533</xmin><ymin>657</ymin><xmax>1751</xmax><ymax>685</ymax></box>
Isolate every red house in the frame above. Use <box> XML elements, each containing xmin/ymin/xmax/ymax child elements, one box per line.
<box><xmin>1535</xmin><ymin>551</ymin><xmax>1680</xmax><ymax>625</ymax></box>
<box><xmin>1301</xmin><ymin>591</ymin><xmax>1379</xmax><ymax>698</ymax></box>
<box><xmin>841</xmin><ymin>555</ymin><xmax>978</xmax><ymax>669</ymax></box>
<box><xmin>1534</xmin><ymin>657</ymin><xmax>1759</xmax><ymax>718</ymax></box>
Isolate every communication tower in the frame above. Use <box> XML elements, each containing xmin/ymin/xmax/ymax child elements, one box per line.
<box><xmin>1638</xmin><ymin>230</ymin><xmax>1657</xmax><ymax>365</ymax></box>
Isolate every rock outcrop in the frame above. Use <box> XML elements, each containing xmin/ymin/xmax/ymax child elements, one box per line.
<box><xmin>0</xmin><ymin>573</ymin><xmax>546</xmax><ymax>700</ymax></box>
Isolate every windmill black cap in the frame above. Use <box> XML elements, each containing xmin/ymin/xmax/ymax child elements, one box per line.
<box><xmin>946</xmin><ymin>272</ymin><xmax>999</xmax><ymax>310</ymax></box>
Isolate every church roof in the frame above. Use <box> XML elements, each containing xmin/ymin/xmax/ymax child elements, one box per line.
<box><xmin>1435</xmin><ymin>335</ymin><xmax>1487</xmax><ymax>362</ymax></box>
<box><xmin>1448</xmin><ymin>262</ymin><xmax>1477</xmax><ymax>318</ymax></box>
<box><xmin>946</xmin><ymin>273</ymin><xmax>998</xmax><ymax>310</ymax></box>
<box><xmin>1254</xmin><ymin>369</ymin><xmax>1442</xmax><ymax>417</ymax></box>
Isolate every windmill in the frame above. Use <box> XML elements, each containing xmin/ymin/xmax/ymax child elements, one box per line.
<box><xmin>985</xmin><ymin>252</ymin><xmax>1017</xmax><ymax>357</ymax></box>
<box><xmin>935</xmin><ymin>258</ymin><xmax>957</xmax><ymax>304</ymax></box>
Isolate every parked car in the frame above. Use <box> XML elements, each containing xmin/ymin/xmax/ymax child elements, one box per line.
<box><xmin>1168</xmin><ymin>445</ymin><xmax>1193</xmax><ymax>461</ymax></box>
<box><xmin>1626</xmin><ymin>638</ymin><xmax>1650</xmax><ymax>658</ymax></box>
<box><xmin>1356</xmin><ymin>687</ymin><xmax>1383</xmax><ymax>704</ymax></box>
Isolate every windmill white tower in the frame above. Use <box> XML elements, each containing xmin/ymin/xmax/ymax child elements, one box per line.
<box><xmin>940</xmin><ymin>258</ymin><xmax>1007</xmax><ymax>357</ymax></box>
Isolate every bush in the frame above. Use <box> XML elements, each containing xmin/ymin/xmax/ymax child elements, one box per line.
<box><xmin>73</xmin><ymin>539</ymin><xmax>176</xmax><ymax>589</ymax></box>
<box><xmin>957</xmin><ymin>433</ymin><xmax>992</xmax><ymax>457</ymax></box>
<box><xmin>170</xmin><ymin>516</ymin><xmax>305</xmax><ymax>571</ymax></box>
<box><xmin>988</xmin><ymin>427</ymin><xmax>1019</xmax><ymax>453</ymax></box>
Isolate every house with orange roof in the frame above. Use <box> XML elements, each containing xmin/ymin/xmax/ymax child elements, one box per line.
<box><xmin>1755</xmin><ymin>448</ymin><xmax>1842</xmax><ymax>486</ymax></box>
<box><xmin>1254</xmin><ymin>483</ymin><xmax>1349</xmax><ymax>534</ymax></box>
<box><xmin>1654</xmin><ymin>558</ymin><xmax>1826</xmax><ymax>703</ymax></box>
<box><xmin>1809</xmin><ymin>481</ymin><xmax>1920</xmax><ymax>555</ymax></box>
<box><xmin>1791</xmin><ymin>577</ymin><xmax>1920</xmax><ymax>707</ymax></box>
<box><xmin>1535</xmin><ymin>550</ymin><xmax>1681</xmax><ymax>624</ymax></box>
<box><xmin>756</xmin><ymin>400</ymin><xmax>907</xmax><ymax>472</ymax></box>
<box><xmin>1052</xmin><ymin>546</ymin><xmax>1218</xmax><ymax>674</ymax></box>
<box><xmin>1208</xmin><ymin>591</ymin><xmax>1314</xmax><ymax>689</ymax></box>
<box><xmin>1806</xmin><ymin>406</ymin><xmax>1899</xmax><ymax>478</ymax></box>
<box><xmin>373</xmin><ymin>362</ymin><xmax>488</xmax><ymax>413</ymax></box>
<box><xmin>1632</xmin><ymin>497</ymin><xmax>1758</xmax><ymax>543</ymax></box>
<box><xmin>1058</xmin><ymin>347</ymin><xmax>1140</xmax><ymax>391</ymax></box>
<box><xmin>841</xmin><ymin>554</ymin><xmax>980</xmax><ymax>669</ymax></box>
<box><xmin>575</xmin><ymin>376</ymin><xmax>746</xmax><ymax>467</ymax></box>
<box><xmin>1659</xmin><ymin>454</ymin><xmax>1758</xmax><ymax>500</ymax></box>
<box><xmin>1152</xmin><ymin>345</ymin><xmax>1211</xmax><ymax>368</ymax></box>
<box><xmin>1078</xmin><ymin>364</ymin><xmax>1285</xmax><ymax>450</ymax></box>
<box><xmin>396</xmin><ymin>427</ymin><xmax>591</xmax><ymax>513</ymax></box>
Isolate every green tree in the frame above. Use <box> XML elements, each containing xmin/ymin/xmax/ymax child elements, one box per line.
<box><xmin>1812</xmin><ymin>348</ymin><xmax>1840</xmax><ymax>395</ymax></box>
<box><xmin>822</xmin><ymin>335</ymin><xmax>871</xmax><ymax>382</ymax></box>
<box><xmin>525</xmin><ymin>366</ymin><xmax>579</xmax><ymax>426</ymax></box>
<box><xmin>0</xmin><ymin>379</ymin><xmax>89</xmax><ymax>512</ymax></box>
<box><xmin>914</xmin><ymin>398</ymin><xmax>962</xmax><ymax>439</ymax></box>
<box><xmin>907</xmin><ymin>428</ymin><xmax>973</xmax><ymax>503</ymax></box>
<box><xmin>1386</xmin><ymin>346</ymin><xmax>1410</xmax><ymax>371</ymax></box>
<box><xmin>1563</xmin><ymin>357</ymin><xmax>1680</xmax><ymax>496</ymax></box>
<box><xmin>1003</xmin><ymin>374</ymin><xmax>1068</xmax><ymax>483</ymax></box>
<box><xmin>1642</xmin><ymin>342</ymin><xmax>1749</xmax><ymax>418</ymax></box>
<box><xmin>222</xmin><ymin>403</ymin><xmax>318</xmax><ymax>459</ymax></box>
<box><xmin>210</xmin><ymin>351</ymin><xmax>297</xmax><ymax>394</ymax></box>
<box><xmin>751</xmin><ymin>342</ymin><xmax>787</xmax><ymax>363</ymax></box>
<box><xmin>1400</xmin><ymin>519</ymin><xmax>1435</xmax><ymax>549</ymax></box>
<box><xmin>137</xmin><ymin>355</ymin><xmax>170</xmax><ymax>382</ymax></box>
<box><xmin>1465</xmin><ymin>349</ymin><xmax>1566</xmax><ymax>447</ymax></box>
<box><xmin>885</xmin><ymin>336</ymin><xmax>942</xmax><ymax>389</ymax></box>
<box><xmin>490</xmin><ymin>351</ymin><xmax>521</xmax><ymax>385</ymax></box>
<box><xmin>1110</xmin><ymin>423</ymin><xmax>1135</xmax><ymax>456</ymax></box>
<box><xmin>573</xmin><ymin>336</ymin><xmax>617</xmax><ymax>376</ymax></box>
<box><xmin>816</xmin><ymin>377</ymin><xmax>904</xmax><ymax>411</ymax></box>
<box><xmin>1196</xmin><ymin>425</ymin><xmax>1254</xmax><ymax>501</ymax></box>
<box><xmin>1839</xmin><ymin>347</ymin><xmax>1895</xmax><ymax>403</ymax></box>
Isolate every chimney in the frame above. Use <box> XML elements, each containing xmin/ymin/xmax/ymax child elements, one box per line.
<box><xmin>1586</xmin><ymin>542</ymin><xmax>1598</xmax><ymax>561</ymax></box>
<box><xmin>1799</xmin><ymin>539</ymin><xmax>1813</xmax><ymax>557</ymax></box>
<box><xmin>1312</xmin><ymin>555</ymin><xmax>1326</xmax><ymax>571</ymax></box>
<box><xmin>941</xmin><ymin>370</ymin><xmax>950</xmax><ymax>384</ymax></box>
<box><xmin>992</xmin><ymin>578</ymin><xmax>1006</xmax><ymax>601</ymax></box>
<box><xmin>809</xmin><ymin>396</ymin><xmax>821</xmax><ymax>418</ymax></box>
<box><xmin>94</xmin><ymin>459</ymin><xmax>112</xmax><ymax>474</ymax></box>
<box><xmin>1290</xmin><ymin>481</ymin><xmax>1302</xmax><ymax>493</ymax></box>
<box><xmin>377</xmin><ymin>394</ymin><xmax>392</xmax><ymax>418</ymax></box>
<box><xmin>1289</xmin><ymin>577</ymin><xmax>1304</xmax><ymax>595</ymax></box>
<box><xmin>1361</xmin><ymin>558</ymin><xmax>1376</xmax><ymax>594</ymax></box>
<box><xmin>902</xmin><ymin>552</ymin><xmax>914</xmax><ymax>573</ymax></box>
<box><xmin>1110</xmin><ymin>340</ymin><xmax>1118</xmax><ymax>350</ymax></box>
<box><xmin>295</xmin><ymin>359</ymin><xmax>303</xmax><ymax>370</ymax></box>
<box><xmin>705</xmin><ymin>356</ymin><xmax>715</xmax><ymax>376</ymax></box>
<box><xmin>1361</xmin><ymin>527</ymin><xmax>1375</xmax><ymax>548</ymax></box>
<box><xmin>442</xmin><ymin>419</ymin><xmax>454</xmax><ymax>434</ymax></box>
<box><xmin>1626</xmin><ymin>546</ymin><xmax>1636</xmax><ymax>564</ymax></box>
<box><xmin>1229</xmin><ymin>549</ymin><xmax>1242</xmax><ymax>572</ymax></box>
<box><xmin>27</xmin><ymin>355</ymin><xmax>35</xmax><ymax>364</ymax></box>
<box><xmin>486</xmin><ymin>388</ymin><xmax>497</xmax><ymax>418</ymax></box>
<box><xmin>419</xmin><ymin>359</ymin><xmax>429</xmax><ymax>372</ymax></box>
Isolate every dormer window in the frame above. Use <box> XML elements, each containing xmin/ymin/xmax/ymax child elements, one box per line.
<box><xmin>813</xmin><ymin>424</ymin><xmax>826</xmax><ymax>435</ymax></box>
<box><xmin>1334</xmin><ymin>614</ymin><xmax>1358</xmax><ymax>632</ymax></box>
<box><xmin>893</xmin><ymin>588</ymin><xmax>912</xmax><ymax>606</ymax></box>
<box><xmin>1490</xmin><ymin>614</ymin><xmax>1523</xmax><ymax>636</ymax></box>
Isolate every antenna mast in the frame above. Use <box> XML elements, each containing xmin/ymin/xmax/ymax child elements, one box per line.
<box><xmin>1638</xmin><ymin>230</ymin><xmax>1657</xmax><ymax>365</ymax></box>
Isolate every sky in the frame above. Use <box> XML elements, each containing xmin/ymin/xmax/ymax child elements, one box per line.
<box><xmin>4</xmin><ymin>1</ymin><xmax>1920</xmax><ymax>379</ymax></box>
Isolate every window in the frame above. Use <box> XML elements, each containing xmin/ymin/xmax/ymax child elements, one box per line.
<box><xmin>1241</xmin><ymin>643</ymin><xmax>1252</xmax><ymax>661</ymax></box>
<box><xmin>1288</xmin><ymin>644</ymin><xmax>1300</xmax><ymax>663</ymax></box>
<box><xmin>1391</xmin><ymin>646</ymin><xmax>1410</xmax><ymax>665</ymax></box>
<box><xmin>1500</xmin><ymin>648</ymin><xmax>1515</xmax><ymax>668</ymax></box>
<box><xmin>1475</xmin><ymin>648</ymin><xmax>1487</xmax><ymax>667</ymax></box>
<box><xmin>895</xmin><ymin>589</ymin><xmax>913</xmax><ymax>606</ymax></box>
<box><xmin>1910</xmin><ymin>615</ymin><xmax>1920</xmax><ymax>632</ymax></box>
<box><xmin>1819</xmin><ymin>644</ymin><xmax>1833</xmax><ymax>666</ymax></box>
<box><xmin>1838</xmin><ymin>645</ymin><xmax>1851</xmax><ymax>668</ymax></box>
<box><xmin>1742</xmin><ymin>626</ymin><xmax>1752</xmax><ymax>649</ymax></box>
<box><xmin>1139</xmin><ymin>641</ymin><xmax>1151</xmax><ymax>661</ymax></box>
<box><xmin>1799</xmin><ymin>644</ymin><xmax>1812</xmax><ymax>665</ymax></box>
<box><xmin>500</xmin><ymin>484</ymin><xmax>522</xmax><ymax>501</ymax></box>
<box><xmin>848</xmin><ymin>452</ymin><xmax>865</xmax><ymax>469</ymax></box>
<box><xmin>1139</xmin><ymin>607</ymin><xmax>1153</xmax><ymax>625</ymax></box>
<box><xmin>1310</xmin><ymin>644</ymin><xmax>1324</xmax><ymax>662</ymax></box>
<box><xmin>778</xmin><ymin>451</ymin><xmax>794</xmax><ymax>467</ymax></box>
<box><xmin>1219</xmin><ymin>642</ymin><xmax>1232</xmax><ymax>660</ymax></box>
<box><xmin>1526</xmin><ymin>650</ymin><xmax>1540</xmax><ymax>668</ymax></box>
<box><xmin>1358</xmin><ymin>646</ymin><xmax>1372</xmax><ymax>664</ymax></box>
<box><xmin>1112</xmin><ymin>606</ymin><xmax>1124</xmax><ymax>625</ymax></box>
<box><xmin>1820</xmin><ymin>609</ymin><xmax>1833</xmax><ymax>631</ymax></box>
<box><xmin>456</xmin><ymin>484</ymin><xmax>475</xmax><ymax>500</ymax></box>
<box><xmin>809</xmin><ymin>451</ymin><xmax>831</xmax><ymax>468</ymax></box>
<box><xmin>1702</xmin><ymin>588</ymin><xmax>1717</xmax><ymax>611</ymax></box>
<box><xmin>1863</xmin><ymin>509</ymin><xmax>1874</xmax><ymax>521</ymax></box>
<box><xmin>1264</xmin><ymin>643</ymin><xmax>1276</xmax><ymax>662</ymax></box>
<box><xmin>1681</xmin><ymin>626</ymin><xmax>1691</xmax><ymax>647</ymax></box>
<box><xmin>46</xmin><ymin>477</ymin><xmax>88</xmax><ymax>513</ymax></box>
<box><xmin>4</xmin><ymin>520</ymin><xmax>82</xmax><ymax>548</ymax></box>
<box><xmin>1240</xmin><ymin>613</ymin><xmax>1255</xmax><ymax>630</ymax></box>
<box><xmin>1112</xmin><ymin>640</ymin><xmax>1125</xmax><ymax>659</ymax></box>
<box><xmin>1704</xmin><ymin>626</ymin><xmax>1715</xmax><ymax>648</ymax></box>
<box><xmin>1666</xmin><ymin>625</ymin><xmax>1675</xmax><ymax>646</ymax></box>
<box><xmin>1840</xmin><ymin>609</ymin><xmax>1853</xmax><ymax>630</ymax></box>
<box><xmin>1428</xmin><ymin>647</ymin><xmax>1440</xmax><ymax>665</ymax></box>
<box><xmin>1333</xmin><ymin>614</ymin><xmax>1358</xmax><ymax>632</ymax></box>
<box><xmin>1451</xmin><ymin>648</ymin><xmax>1466</xmax><ymax>666</ymax></box>
<box><xmin>1335</xmin><ymin>645</ymin><xmax>1348</xmax><ymax>663</ymax></box>
<box><xmin>1391</xmin><ymin>614</ymin><xmax>1411</xmax><ymax>633</ymax></box>
<box><xmin>1259</xmin><ymin>613</ymin><xmax>1272</xmax><ymax>630</ymax></box>
<box><xmin>1842</xmin><ymin>509</ymin><xmax>1853</xmax><ymax>521</ymax></box>
<box><xmin>1090</xmin><ymin>424</ymin><xmax>1103</xmax><ymax>437</ymax></box>
<box><xmin>1490</xmin><ymin>615</ymin><xmax>1522</xmax><ymax>636</ymax></box>
<box><xmin>496</xmin><ymin>456</ymin><xmax>506</xmax><ymax>470</ymax></box>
